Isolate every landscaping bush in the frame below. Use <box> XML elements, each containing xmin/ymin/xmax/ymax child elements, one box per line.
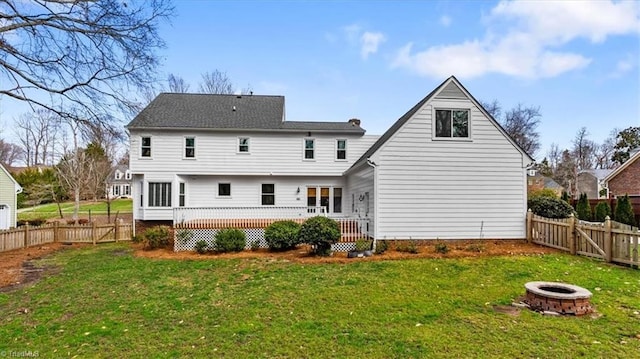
<box><xmin>434</xmin><ymin>243</ymin><xmax>449</xmax><ymax>254</ymax></box>
<box><xmin>142</xmin><ymin>225</ymin><xmax>170</xmax><ymax>250</ymax></box>
<box><xmin>299</xmin><ymin>216</ymin><xmax>340</xmax><ymax>256</ymax></box>
<box><xmin>176</xmin><ymin>229</ymin><xmax>193</xmax><ymax>245</ymax></box>
<box><xmin>374</xmin><ymin>240</ymin><xmax>389</xmax><ymax>255</ymax></box>
<box><xmin>528</xmin><ymin>196</ymin><xmax>574</xmax><ymax>219</ymax></box>
<box><xmin>594</xmin><ymin>201</ymin><xmax>612</xmax><ymax>222</ymax></box>
<box><xmin>194</xmin><ymin>240</ymin><xmax>209</xmax><ymax>254</ymax></box>
<box><xmin>395</xmin><ymin>241</ymin><xmax>419</xmax><ymax>254</ymax></box>
<box><xmin>265</xmin><ymin>220</ymin><xmax>302</xmax><ymax>251</ymax></box>
<box><xmin>214</xmin><ymin>228</ymin><xmax>246</xmax><ymax>252</ymax></box>
<box><xmin>575</xmin><ymin>193</ymin><xmax>592</xmax><ymax>221</ymax></box>
<box><xmin>354</xmin><ymin>239</ymin><xmax>373</xmax><ymax>252</ymax></box>
<box><xmin>17</xmin><ymin>218</ymin><xmax>46</xmax><ymax>227</ymax></box>
<box><xmin>528</xmin><ymin>188</ymin><xmax>558</xmax><ymax>200</ymax></box>
<box><xmin>561</xmin><ymin>191</ymin><xmax>570</xmax><ymax>202</ymax></box>
<box><xmin>614</xmin><ymin>195</ymin><xmax>636</xmax><ymax>226</ymax></box>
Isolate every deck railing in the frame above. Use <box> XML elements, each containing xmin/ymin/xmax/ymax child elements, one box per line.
<box><xmin>173</xmin><ymin>206</ymin><xmax>327</xmax><ymax>226</ymax></box>
<box><xmin>171</xmin><ymin>206</ymin><xmax>371</xmax><ymax>251</ymax></box>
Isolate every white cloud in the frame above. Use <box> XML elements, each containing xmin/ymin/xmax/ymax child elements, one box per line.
<box><xmin>608</xmin><ymin>55</ymin><xmax>637</xmax><ymax>78</ymax></box>
<box><xmin>360</xmin><ymin>31</ymin><xmax>386</xmax><ymax>59</ymax></box>
<box><xmin>341</xmin><ymin>24</ymin><xmax>387</xmax><ymax>60</ymax></box>
<box><xmin>392</xmin><ymin>0</ymin><xmax>640</xmax><ymax>79</ymax></box>
<box><xmin>439</xmin><ymin>15</ymin><xmax>452</xmax><ymax>27</ymax></box>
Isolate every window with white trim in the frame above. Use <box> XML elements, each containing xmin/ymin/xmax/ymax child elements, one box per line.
<box><xmin>336</xmin><ymin>139</ymin><xmax>347</xmax><ymax>160</ymax></box>
<box><xmin>435</xmin><ymin>109</ymin><xmax>469</xmax><ymax>138</ymax></box>
<box><xmin>218</xmin><ymin>183</ymin><xmax>231</xmax><ymax>197</ymax></box>
<box><xmin>124</xmin><ymin>185</ymin><xmax>130</xmax><ymax>196</ymax></box>
<box><xmin>238</xmin><ymin>137</ymin><xmax>250</xmax><ymax>153</ymax></box>
<box><xmin>179</xmin><ymin>182</ymin><xmax>185</xmax><ymax>207</ymax></box>
<box><xmin>141</xmin><ymin>137</ymin><xmax>151</xmax><ymax>157</ymax></box>
<box><xmin>261</xmin><ymin>184</ymin><xmax>275</xmax><ymax>205</ymax></box>
<box><xmin>304</xmin><ymin>139</ymin><xmax>315</xmax><ymax>160</ymax></box>
<box><xmin>125</xmin><ymin>171</ymin><xmax>132</xmax><ymax>180</ymax></box>
<box><xmin>148</xmin><ymin>182</ymin><xmax>171</xmax><ymax>207</ymax></box>
<box><xmin>185</xmin><ymin>137</ymin><xmax>195</xmax><ymax>158</ymax></box>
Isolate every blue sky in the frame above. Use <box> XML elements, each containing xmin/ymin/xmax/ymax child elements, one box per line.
<box><xmin>2</xmin><ymin>0</ymin><xmax>639</xmax><ymax>160</ymax></box>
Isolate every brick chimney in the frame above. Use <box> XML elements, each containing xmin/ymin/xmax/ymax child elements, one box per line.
<box><xmin>348</xmin><ymin>118</ymin><xmax>361</xmax><ymax>127</ymax></box>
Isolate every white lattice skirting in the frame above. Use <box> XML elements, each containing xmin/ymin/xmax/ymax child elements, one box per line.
<box><xmin>174</xmin><ymin>228</ymin><xmax>357</xmax><ymax>252</ymax></box>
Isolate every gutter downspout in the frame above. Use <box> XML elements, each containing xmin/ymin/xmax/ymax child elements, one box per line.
<box><xmin>366</xmin><ymin>158</ymin><xmax>378</xmax><ymax>251</ymax></box>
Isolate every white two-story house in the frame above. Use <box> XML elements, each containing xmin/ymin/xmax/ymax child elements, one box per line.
<box><xmin>128</xmin><ymin>76</ymin><xmax>533</xmax><ymax>247</ymax></box>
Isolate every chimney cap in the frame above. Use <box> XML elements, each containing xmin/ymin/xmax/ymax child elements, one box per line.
<box><xmin>348</xmin><ymin>118</ymin><xmax>361</xmax><ymax>126</ymax></box>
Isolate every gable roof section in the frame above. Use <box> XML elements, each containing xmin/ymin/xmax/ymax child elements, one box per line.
<box><xmin>603</xmin><ymin>150</ymin><xmax>640</xmax><ymax>183</ymax></box>
<box><xmin>347</xmin><ymin>76</ymin><xmax>533</xmax><ymax>172</ymax></box>
<box><xmin>579</xmin><ymin>169</ymin><xmax>613</xmax><ymax>179</ymax></box>
<box><xmin>127</xmin><ymin>93</ymin><xmax>365</xmax><ymax>134</ymax></box>
<box><xmin>0</xmin><ymin>163</ymin><xmax>22</xmax><ymax>193</ymax></box>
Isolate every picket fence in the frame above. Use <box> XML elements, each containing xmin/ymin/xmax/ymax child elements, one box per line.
<box><xmin>0</xmin><ymin>221</ymin><xmax>132</xmax><ymax>252</ymax></box>
<box><xmin>526</xmin><ymin>210</ymin><xmax>639</xmax><ymax>267</ymax></box>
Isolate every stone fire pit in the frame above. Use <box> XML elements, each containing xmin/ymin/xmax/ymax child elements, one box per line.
<box><xmin>524</xmin><ymin>281</ymin><xmax>593</xmax><ymax>316</ymax></box>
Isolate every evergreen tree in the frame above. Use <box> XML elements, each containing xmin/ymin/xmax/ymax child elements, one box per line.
<box><xmin>576</xmin><ymin>193</ymin><xmax>592</xmax><ymax>221</ymax></box>
<box><xmin>593</xmin><ymin>201</ymin><xmax>612</xmax><ymax>222</ymax></box>
<box><xmin>614</xmin><ymin>195</ymin><xmax>636</xmax><ymax>226</ymax></box>
<box><xmin>561</xmin><ymin>191</ymin><xmax>570</xmax><ymax>202</ymax></box>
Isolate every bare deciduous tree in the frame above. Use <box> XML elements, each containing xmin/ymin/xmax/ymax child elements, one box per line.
<box><xmin>572</xmin><ymin>127</ymin><xmax>596</xmax><ymax>171</ymax></box>
<box><xmin>0</xmin><ymin>0</ymin><xmax>173</xmax><ymax>127</ymax></box>
<box><xmin>15</xmin><ymin>109</ymin><xmax>60</xmax><ymax>166</ymax></box>
<box><xmin>168</xmin><ymin>74</ymin><xmax>191</xmax><ymax>93</ymax></box>
<box><xmin>502</xmin><ymin>104</ymin><xmax>542</xmax><ymax>157</ymax></box>
<box><xmin>199</xmin><ymin>70</ymin><xmax>235</xmax><ymax>94</ymax></box>
<box><xmin>481</xmin><ymin>100</ymin><xmax>541</xmax><ymax>158</ymax></box>
<box><xmin>0</xmin><ymin>138</ymin><xmax>23</xmax><ymax>167</ymax></box>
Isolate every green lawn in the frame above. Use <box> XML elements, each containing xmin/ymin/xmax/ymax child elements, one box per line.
<box><xmin>18</xmin><ymin>199</ymin><xmax>132</xmax><ymax>221</ymax></box>
<box><xmin>1</xmin><ymin>245</ymin><xmax>639</xmax><ymax>358</ymax></box>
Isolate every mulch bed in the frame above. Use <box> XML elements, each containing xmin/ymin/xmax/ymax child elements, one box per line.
<box><xmin>1</xmin><ymin>239</ymin><xmax>560</xmax><ymax>290</ymax></box>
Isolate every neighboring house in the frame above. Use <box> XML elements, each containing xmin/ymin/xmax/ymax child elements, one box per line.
<box><xmin>127</xmin><ymin>76</ymin><xmax>532</xmax><ymax>241</ymax></box>
<box><xmin>576</xmin><ymin>169</ymin><xmax>612</xmax><ymax>199</ymax></box>
<box><xmin>527</xmin><ymin>172</ymin><xmax>564</xmax><ymax>197</ymax></box>
<box><xmin>106</xmin><ymin>165</ymin><xmax>132</xmax><ymax>199</ymax></box>
<box><xmin>603</xmin><ymin>150</ymin><xmax>640</xmax><ymax>198</ymax></box>
<box><xmin>0</xmin><ymin>164</ymin><xmax>23</xmax><ymax>230</ymax></box>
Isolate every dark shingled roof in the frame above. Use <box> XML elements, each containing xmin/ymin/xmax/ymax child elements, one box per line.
<box><xmin>127</xmin><ymin>93</ymin><xmax>365</xmax><ymax>134</ymax></box>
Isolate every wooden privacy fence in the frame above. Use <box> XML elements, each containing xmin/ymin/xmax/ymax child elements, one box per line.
<box><xmin>526</xmin><ymin>210</ymin><xmax>639</xmax><ymax>267</ymax></box>
<box><xmin>0</xmin><ymin>221</ymin><xmax>133</xmax><ymax>253</ymax></box>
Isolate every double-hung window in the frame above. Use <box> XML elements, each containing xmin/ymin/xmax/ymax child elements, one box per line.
<box><xmin>261</xmin><ymin>184</ymin><xmax>275</xmax><ymax>205</ymax></box>
<box><xmin>141</xmin><ymin>137</ymin><xmax>151</xmax><ymax>157</ymax></box>
<box><xmin>185</xmin><ymin>137</ymin><xmax>195</xmax><ymax>158</ymax></box>
<box><xmin>435</xmin><ymin>109</ymin><xmax>469</xmax><ymax>138</ymax></box>
<box><xmin>304</xmin><ymin>139</ymin><xmax>315</xmax><ymax>160</ymax></box>
<box><xmin>336</xmin><ymin>139</ymin><xmax>347</xmax><ymax>160</ymax></box>
<box><xmin>148</xmin><ymin>182</ymin><xmax>172</xmax><ymax>207</ymax></box>
<box><xmin>238</xmin><ymin>138</ymin><xmax>250</xmax><ymax>153</ymax></box>
<box><xmin>179</xmin><ymin>183</ymin><xmax>186</xmax><ymax>207</ymax></box>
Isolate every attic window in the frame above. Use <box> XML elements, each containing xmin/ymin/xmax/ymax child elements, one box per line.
<box><xmin>435</xmin><ymin>109</ymin><xmax>469</xmax><ymax>138</ymax></box>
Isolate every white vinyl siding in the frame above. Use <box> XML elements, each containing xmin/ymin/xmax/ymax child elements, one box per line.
<box><xmin>129</xmin><ymin>131</ymin><xmax>378</xmax><ymax>176</ymax></box>
<box><xmin>346</xmin><ymin>164</ymin><xmax>375</xmax><ymax>236</ymax></box>
<box><xmin>371</xmin><ymin>96</ymin><xmax>527</xmax><ymax>240</ymax></box>
<box><xmin>0</xmin><ymin>166</ymin><xmax>19</xmax><ymax>229</ymax></box>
